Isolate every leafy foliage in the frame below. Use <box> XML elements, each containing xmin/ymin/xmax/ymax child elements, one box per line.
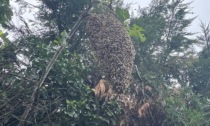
<box><xmin>127</xmin><ymin>24</ymin><xmax>146</xmax><ymax>42</ymax></box>
<box><xmin>0</xmin><ymin>0</ymin><xmax>210</xmax><ymax>125</ymax></box>
<box><xmin>189</xmin><ymin>22</ymin><xmax>210</xmax><ymax>97</ymax></box>
<box><xmin>115</xmin><ymin>7</ymin><xmax>130</xmax><ymax>23</ymax></box>
<box><xmin>130</xmin><ymin>0</ymin><xmax>209</xmax><ymax>125</ymax></box>
<box><xmin>0</xmin><ymin>0</ymin><xmax>13</xmax><ymax>28</ymax></box>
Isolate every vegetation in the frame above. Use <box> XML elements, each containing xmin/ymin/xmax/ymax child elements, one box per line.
<box><xmin>0</xmin><ymin>0</ymin><xmax>210</xmax><ymax>125</ymax></box>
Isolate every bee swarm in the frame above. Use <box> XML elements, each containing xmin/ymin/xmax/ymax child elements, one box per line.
<box><xmin>85</xmin><ymin>13</ymin><xmax>135</xmax><ymax>93</ymax></box>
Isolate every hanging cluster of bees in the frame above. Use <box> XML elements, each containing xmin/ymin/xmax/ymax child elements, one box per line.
<box><xmin>85</xmin><ymin>13</ymin><xmax>136</xmax><ymax>93</ymax></box>
<box><xmin>84</xmin><ymin>12</ymin><xmax>166</xmax><ymax>126</ymax></box>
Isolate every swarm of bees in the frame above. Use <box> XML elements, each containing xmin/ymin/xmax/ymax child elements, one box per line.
<box><xmin>85</xmin><ymin>13</ymin><xmax>135</xmax><ymax>93</ymax></box>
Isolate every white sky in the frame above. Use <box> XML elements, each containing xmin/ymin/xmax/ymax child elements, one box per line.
<box><xmin>124</xmin><ymin>0</ymin><xmax>210</xmax><ymax>36</ymax></box>
<box><xmin>10</xmin><ymin>0</ymin><xmax>210</xmax><ymax>37</ymax></box>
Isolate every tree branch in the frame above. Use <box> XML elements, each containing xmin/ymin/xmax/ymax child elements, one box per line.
<box><xmin>17</xmin><ymin>4</ymin><xmax>92</xmax><ymax>126</ymax></box>
<box><xmin>135</xmin><ymin>65</ymin><xmax>145</xmax><ymax>96</ymax></box>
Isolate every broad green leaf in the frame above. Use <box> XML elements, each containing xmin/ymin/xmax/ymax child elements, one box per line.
<box><xmin>127</xmin><ymin>24</ymin><xmax>146</xmax><ymax>42</ymax></box>
<box><xmin>0</xmin><ymin>30</ymin><xmax>10</xmax><ymax>44</ymax></box>
<box><xmin>52</xmin><ymin>40</ymin><xmax>59</xmax><ymax>45</ymax></box>
<box><xmin>115</xmin><ymin>7</ymin><xmax>130</xmax><ymax>23</ymax></box>
<box><xmin>55</xmin><ymin>30</ymin><xmax>68</xmax><ymax>46</ymax></box>
<box><xmin>60</xmin><ymin>30</ymin><xmax>68</xmax><ymax>39</ymax></box>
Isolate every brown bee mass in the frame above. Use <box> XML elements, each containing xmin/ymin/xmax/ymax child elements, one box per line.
<box><xmin>85</xmin><ymin>13</ymin><xmax>135</xmax><ymax>93</ymax></box>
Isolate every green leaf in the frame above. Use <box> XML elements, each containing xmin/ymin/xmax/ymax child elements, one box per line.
<box><xmin>0</xmin><ymin>30</ymin><xmax>3</xmax><ymax>36</ymax></box>
<box><xmin>115</xmin><ymin>7</ymin><xmax>130</xmax><ymax>23</ymax></box>
<box><xmin>52</xmin><ymin>40</ymin><xmax>59</xmax><ymax>45</ymax></box>
<box><xmin>60</xmin><ymin>30</ymin><xmax>68</xmax><ymax>39</ymax></box>
<box><xmin>55</xmin><ymin>30</ymin><xmax>68</xmax><ymax>46</ymax></box>
<box><xmin>127</xmin><ymin>24</ymin><xmax>146</xmax><ymax>42</ymax></box>
<box><xmin>0</xmin><ymin>30</ymin><xmax>10</xmax><ymax>45</ymax></box>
